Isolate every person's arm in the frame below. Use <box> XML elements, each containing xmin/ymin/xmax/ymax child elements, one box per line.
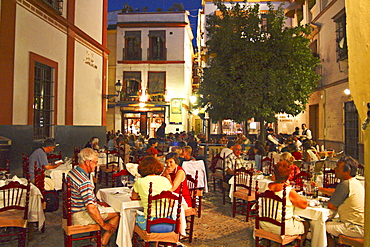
<box><xmin>311</xmin><ymin>181</ymin><xmax>336</xmax><ymax>196</ymax></box>
<box><xmin>86</xmin><ymin>204</ymin><xmax>116</xmax><ymax>233</ymax></box>
<box><xmin>326</xmin><ymin>181</ymin><xmax>349</xmax><ymax>210</ymax></box>
<box><xmin>268</xmin><ymin>135</ymin><xmax>279</xmax><ymax>145</ymax></box>
<box><xmin>169</xmin><ymin>169</ymin><xmax>185</xmax><ymax>192</ymax></box>
<box><xmin>289</xmin><ymin>189</ymin><xmax>308</xmax><ymax>209</ymax></box>
<box><xmin>130</xmin><ymin>190</ymin><xmax>140</xmax><ymax>200</ymax></box>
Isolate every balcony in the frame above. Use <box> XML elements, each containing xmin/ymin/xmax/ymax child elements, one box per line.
<box><xmin>123</xmin><ymin>48</ymin><xmax>142</xmax><ymax>61</ymax></box>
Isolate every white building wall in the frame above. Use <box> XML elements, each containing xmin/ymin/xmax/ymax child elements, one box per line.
<box><xmin>74</xmin><ymin>1</ymin><xmax>103</xmax><ymax>44</ymax></box>
<box><xmin>13</xmin><ymin>5</ymin><xmax>67</xmax><ymax>125</ymax></box>
<box><xmin>73</xmin><ymin>42</ymin><xmax>103</xmax><ymax>125</ymax></box>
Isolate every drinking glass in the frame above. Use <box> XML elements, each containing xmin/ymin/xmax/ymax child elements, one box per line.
<box><xmin>121</xmin><ymin>175</ymin><xmax>129</xmax><ymax>187</ymax></box>
<box><xmin>305</xmin><ymin>180</ymin><xmax>313</xmax><ymax>199</ymax></box>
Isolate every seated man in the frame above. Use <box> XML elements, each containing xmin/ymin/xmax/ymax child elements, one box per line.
<box><xmin>29</xmin><ymin>138</ymin><xmax>62</xmax><ymax>180</ymax></box>
<box><xmin>68</xmin><ymin>148</ymin><xmax>120</xmax><ymax>246</ymax></box>
<box><xmin>179</xmin><ymin>146</ymin><xmax>195</xmax><ymax>167</ymax></box>
<box><xmin>224</xmin><ymin>144</ymin><xmax>244</xmax><ymax>182</ymax></box>
<box><xmin>316</xmin><ymin>156</ymin><xmax>364</xmax><ymax>246</ymax></box>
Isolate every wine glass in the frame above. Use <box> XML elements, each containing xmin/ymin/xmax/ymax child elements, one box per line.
<box><xmin>121</xmin><ymin>175</ymin><xmax>129</xmax><ymax>187</ymax></box>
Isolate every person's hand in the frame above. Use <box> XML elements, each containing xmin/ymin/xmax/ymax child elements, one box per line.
<box><xmin>102</xmin><ymin>222</ymin><xmax>116</xmax><ymax>233</ymax></box>
<box><xmin>311</xmin><ymin>181</ymin><xmax>318</xmax><ymax>187</ymax></box>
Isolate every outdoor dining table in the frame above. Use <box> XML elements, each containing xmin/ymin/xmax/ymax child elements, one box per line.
<box><xmin>294</xmin><ymin>198</ymin><xmax>335</xmax><ymax>247</ymax></box>
<box><xmin>0</xmin><ymin>176</ymin><xmax>45</xmax><ymax>231</ymax></box>
<box><xmin>96</xmin><ymin>187</ymin><xmax>187</xmax><ymax>247</ymax></box>
<box><xmin>96</xmin><ymin>187</ymin><xmax>142</xmax><ymax>247</ymax></box>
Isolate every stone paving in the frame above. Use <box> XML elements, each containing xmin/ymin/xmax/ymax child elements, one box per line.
<box><xmin>2</xmin><ymin>181</ymin><xmax>255</xmax><ymax>247</ymax></box>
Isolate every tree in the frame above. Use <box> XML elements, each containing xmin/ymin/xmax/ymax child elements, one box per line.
<box><xmin>199</xmin><ymin>1</ymin><xmax>320</xmax><ymax>140</ymax></box>
<box><xmin>122</xmin><ymin>3</ymin><xmax>134</xmax><ymax>13</ymax></box>
<box><xmin>168</xmin><ymin>3</ymin><xmax>185</xmax><ymax>12</ymax></box>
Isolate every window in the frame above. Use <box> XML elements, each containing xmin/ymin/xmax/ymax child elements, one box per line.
<box><xmin>42</xmin><ymin>0</ymin><xmax>63</xmax><ymax>14</ymax></box>
<box><xmin>124</xmin><ymin>31</ymin><xmax>141</xmax><ymax>60</ymax></box>
<box><xmin>148</xmin><ymin>72</ymin><xmax>165</xmax><ymax>101</ymax></box>
<box><xmin>33</xmin><ymin>62</ymin><xmax>55</xmax><ymax>140</ymax></box>
<box><xmin>123</xmin><ymin>72</ymin><xmax>141</xmax><ymax>99</ymax></box>
<box><xmin>334</xmin><ymin>13</ymin><xmax>347</xmax><ymax>61</ymax></box>
<box><xmin>148</xmin><ymin>31</ymin><xmax>166</xmax><ymax>60</ymax></box>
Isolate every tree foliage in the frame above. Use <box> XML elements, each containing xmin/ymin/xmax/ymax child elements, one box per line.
<box><xmin>199</xmin><ymin>1</ymin><xmax>321</xmax><ymax>123</ymax></box>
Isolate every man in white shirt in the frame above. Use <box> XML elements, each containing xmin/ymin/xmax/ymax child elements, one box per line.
<box><xmin>301</xmin><ymin>123</ymin><xmax>312</xmax><ymax>140</ymax></box>
<box><xmin>220</xmin><ymin>141</ymin><xmax>235</xmax><ymax>158</ymax></box>
<box><xmin>315</xmin><ymin>156</ymin><xmax>364</xmax><ymax>246</ymax></box>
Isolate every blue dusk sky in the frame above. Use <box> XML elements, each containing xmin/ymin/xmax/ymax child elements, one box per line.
<box><xmin>108</xmin><ymin>0</ymin><xmax>203</xmax><ymax>40</ymax></box>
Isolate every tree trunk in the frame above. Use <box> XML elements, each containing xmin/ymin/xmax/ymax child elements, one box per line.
<box><xmin>257</xmin><ymin>117</ymin><xmax>267</xmax><ymax>145</ymax></box>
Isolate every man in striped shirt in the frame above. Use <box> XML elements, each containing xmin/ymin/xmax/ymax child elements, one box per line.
<box><xmin>68</xmin><ymin>148</ymin><xmax>119</xmax><ymax>246</ymax></box>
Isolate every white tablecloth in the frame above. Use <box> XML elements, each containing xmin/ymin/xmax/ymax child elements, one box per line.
<box><xmin>182</xmin><ymin>160</ymin><xmax>208</xmax><ymax>192</ymax></box>
<box><xmin>295</xmin><ymin>205</ymin><xmax>335</xmax><ymax>247</ymax></box>
<box><xmin>97</xmin><ymin>187</ymin><xmax>141</xmax><ymax>247</ymax></box>
<box><xmin>49</xmin><ymin>163</ymin><xmax>72</xmax><ymax>190</ymax></box>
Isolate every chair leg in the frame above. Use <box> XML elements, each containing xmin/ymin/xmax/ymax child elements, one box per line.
<box><xmin>222</xmin><ymin>187</ymin><xmax>226</xmax><ymax>205</ymax></box>
<box><xmin>255</xmin><ymin>236</ymin><xmax>259</xmax><ymax>247</ymax></box>
<box><xmin>188</xmin><ymin>215</ymin><xmax>195</xmax><ymax>243</ymax></box>
<box><xmin>213</xmin><ymin>177</ymin><xmax>216</xmax><ymax>191</ymax></box>
<box><xmin>96</xmin><ymin>231</ymin><xmax>102</xmax><ymax>247</ymax></box>
<box><xmin>198</xmin><ymin>196</ymin><xmax>202</xmax><ymax>218</ymax></box>
<box><xmin>20</xmin><ymin>228</ymin><xmax>26</xmax><ymax>247</ymax></box>
<box><xmin>232</xmin><ymin>198</ymin><xmax>236</xmax><ymax>217</ymax></box>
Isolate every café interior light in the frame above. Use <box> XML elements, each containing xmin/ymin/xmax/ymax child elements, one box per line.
<box><xmin>344</xmin><ymin>89</ymin><xmax>350</xmax><ymax>95</ymax></box>
<box><xmin>190</xmin><ymin>95</ymin><xmax>197</xmax><ymax>104</ymax></box>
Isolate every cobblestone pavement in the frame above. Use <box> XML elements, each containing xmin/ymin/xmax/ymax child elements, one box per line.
<box><xmin>2</xmin><ymin>181</ymin><xmax>255</xmax><ymax>247</ymax></box>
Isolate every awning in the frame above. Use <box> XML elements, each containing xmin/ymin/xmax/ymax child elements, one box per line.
<box><xmin>284</xmin><ymin>2</ymin><xmax>302</xmax><ymax>18</ymax></box>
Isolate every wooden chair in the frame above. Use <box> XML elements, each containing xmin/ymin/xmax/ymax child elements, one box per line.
<box><xmin>72</xmin><ymin>146</ymin><xmax>81</xmax><ymax>166</ymax></box>
<box><xmin>323</xmin><ymin>163</ymin><xmax>340</xmax><ymax>189</ymax></box>
<box><xmin>34</xmin><ymin>163</ymin><xmax>46</xmax><ymax>232</ymax></box>
<box><xmin>112</xmin><ymin>169</ymin><xmax>130</xmax><ymax>187</ymax></box>
<box><xmin>255</xmin><ymin>183</ymin><xmax>303</xmax><ymax>246</ymax></box>
<box><xmin>99</xmin><ymin>150</ymin><xmax>119</xmax><ymax>186</ymax></box>
<box><xmin>0</xmin><ymin>180</ymin><xmax>31</xmax><ymax>247</ymax></box>
<box><xmin>62</xmin><ymin>174</ymin><xmax>101</xmax><ymax>247</ymax></box>
<box><xmin>47</xmin><ymin>151</ymin><xmax>62</xmax><ymax>162</ymax></box>
<box><xmin>183</xmin><ymin>171</ymin><xmax>199</xmax><ymax>243</ymax></box>
<box><xmin>133</xmin><ymin>182</ymin><xmax>183</xmax><ymax>247</ymax></box>
<box><xmin>0</xmin><ymin>160</ymin><xmax>10</xmax><ymax>177</ymax></box>
<box><xmin>22</xmin><ymin>153</ymin><xmax>29</xmax><ymax>178</ymax></box>
<box><xmin>338</xmin><ymin>234</ymin><xmax>364</xmax><ymax>247</ymax></box>
<box><xmin>209</xmin><ymin>152</ymin><xmax>228</xmax><ymax>205</ymax></box>
<box><xmin>261</xmin><ymin>157</ymin><xmax>273</xmax><ymax>175</ymax></box>
<box><xmin>357</xmin><ymin>164</ymin><xmax>364</xmax><ymax>176</ymax></box>
<box><xmin>232</xmin><ymin>166</ymin><xmax>256</xmax><ymax>222</ymax></box>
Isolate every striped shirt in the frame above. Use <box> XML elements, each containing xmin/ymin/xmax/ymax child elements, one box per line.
<box><xmin>67</xmin><ymin>166</ymin><xmax>96</xmax><ymax>213</ymax></box>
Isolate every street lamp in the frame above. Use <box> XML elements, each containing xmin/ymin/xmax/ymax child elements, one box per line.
<box><xmin>103</xmin><ymin>80</ymin><xmax>123</xmax><ymax>99</ymax></box>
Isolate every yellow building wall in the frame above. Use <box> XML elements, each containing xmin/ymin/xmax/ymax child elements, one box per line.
<box><xmin>345</xmin><ymin>0</ymin><xmax>370</xmax><ymax>242</ymax></box>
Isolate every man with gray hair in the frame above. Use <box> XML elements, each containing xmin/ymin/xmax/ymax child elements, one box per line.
<box><xmin>315</xmin><ymin>156</ymin><xmax>364</xmax><ymax>246</ymax></box>
<box><xmin>68</xmin><ymin>148</ymin><xmax>120</xmax><ymax>246</ymax></box>
<box><xmin>29</xmin><ymin>138</ymin><xmax>62</xmax><ymax>180</ymax></box>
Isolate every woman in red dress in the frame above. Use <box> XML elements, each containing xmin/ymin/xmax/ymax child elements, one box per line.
<box><xmin>163</xmin><ymin>153</ymin><xmax>192</xmax><ymax>208</ymax></box>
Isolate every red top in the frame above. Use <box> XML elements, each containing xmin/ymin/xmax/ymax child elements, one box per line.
<box><xmin>146</xmin><ymin>146</ymin><xmax>158</xmax><ymax>156</ymax></box>
<box><xmin>170</xmin><ymin>166</ymin><xmax>192</xmax><ymax>207</ymax></box>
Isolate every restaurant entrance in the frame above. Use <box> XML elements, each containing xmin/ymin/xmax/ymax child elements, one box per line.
<box><xmin>122</xmin><ymin>111</ymin><xmax>165</xmax><ymax>137</ymax></box>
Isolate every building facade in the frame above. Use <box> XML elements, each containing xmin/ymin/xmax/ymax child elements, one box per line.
<box><xmin>0</xmin><ymin>0</ymin><xmax>109</xmax><ymax>166</ymax></box>
<box><xmin>286</xmin><ymin>0</ymin><xmax>364</xmax><ymax>162</ymax></box>
<box><xmin>107</xmin><ymin>11</ymin><xmax>195</xmax><ymax>137</ymax></box>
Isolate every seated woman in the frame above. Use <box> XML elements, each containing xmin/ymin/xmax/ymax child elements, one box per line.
<box><xmin>131</xmin><ymin>156</ymin><xmax>173</xmax><ymax>233</ymax></box>
<box><xmin>163</xmin><ymin>153</ymin><xmax>192</xmax><ymax>208</ymax></box>
<box><xmin>260</xmin><ymin>160</ymin><xmax>309</xmax><ymax>238</ymax></box>
<box><xmin>280</xmin><ymin>152</ymin><xmax>300</xmax><ymax>181</ymax></box>
<box><xmin>302</xmin><ymin>140</ymin><xmax>320</xmax><ymax>162</ymax></box>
